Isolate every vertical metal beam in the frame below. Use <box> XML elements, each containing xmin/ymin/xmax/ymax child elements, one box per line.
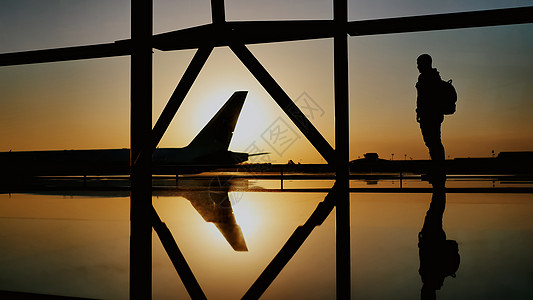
<box><xmin>334</xmin><ymin>0</ymin><xmax>351</xmax><ymax>299</ymax></box>
<box><xmin>130</xmin><ymin>0</ymin><xmax>153</xmax><ymax>299</ymax></box>
<box><xmin>211</xmin><ymin>0</ymin><xmax>226</xmax><ymax>24</ymax></box>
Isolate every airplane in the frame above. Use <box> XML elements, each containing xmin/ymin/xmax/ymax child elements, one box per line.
<box><xmin>1</xmin><ymin>91</ymin><xmax>259</xmax><ymax>176</ymax></box>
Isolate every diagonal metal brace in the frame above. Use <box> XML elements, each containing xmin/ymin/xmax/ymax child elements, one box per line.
<box><xmin>133</xmin><ymin>46</ymin><xmax>213</xmax><ymax>167</ymax></box>
<box><xmin>242</xmin><ymin>184</ymin><xmax>338</xmax><ymax>299</ymax></box>
<box><xmin>152</xmin><ymin>206</ymin><xmax>207</xmax><ymax>300</ymax></box>
<box><xmin>151</xmin><ymin>46</ymin><xmax>213</xmax><ymax>151</ymax></box>
<box><xmin>230</xmin><ymin>43</ymin><xmax>336</xmax><ymax>164</ymax></box>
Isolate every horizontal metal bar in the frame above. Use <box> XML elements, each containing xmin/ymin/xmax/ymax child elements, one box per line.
<box><xmin>348</xmin><ymin>6</ymin><xmax>533</xmax><ymax>36</ymax></box>
<box><xmin>153</xmin><ymin>6</ymin><xmax>533</xmax><ymax>51</ymax></box>
<box><xmin>3</xmin><ymin>184</ymin><xmax>532</xmax><ymax>195</ymax></box>
<box><xmin>0</xmin><ymin>290</ymin><xmax>94</xmax><ymax>300</ymax></box>
<box><xmin>0</xmin><ymin>43</ymin><xmax>131</xmax><ymax>66</ymax></box>
<box><xmin>152</xmin><ymin>20</ymin><xmax>335</xmax><ymax>51</ymax></box>
<box><xmin>1</xmin><ymin>6</ymin><xmax>531</xmax><ymax>65</ymax></box>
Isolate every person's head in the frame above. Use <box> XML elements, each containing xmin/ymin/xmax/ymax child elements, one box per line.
<box><xmin>417</xmin><ymin>54</ymin><xmax>433</xmax><ymax>73</ymax></box>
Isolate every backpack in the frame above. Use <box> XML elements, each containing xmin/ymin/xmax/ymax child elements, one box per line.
<box><xmin>439</xmin><ymin>79</ymin><xmax>457</xmax><ymax>115</ymax></box>
<box><xmin>441</xmin><ymin>239</ymin><xmax>460</xmax><ymax>278</ymax></box>
<box><xmin>418</xmin><ymin>238</ymin><xmax>461</xmax><ymax>282</ymax></box>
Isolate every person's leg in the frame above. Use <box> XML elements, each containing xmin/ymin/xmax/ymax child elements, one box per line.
<box><xmin>420</xmin><ymin>118</ymin><xmax>446</xmax><ymax>185</ymax></box>
<box><xmin>420</xmin><ymin>120</ymin><xmax>444</xmax><ymax>162</ymax></box>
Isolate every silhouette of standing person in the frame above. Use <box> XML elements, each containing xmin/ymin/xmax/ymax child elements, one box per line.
<box><xmin>416</xmin><ymin>54</ymin><xmax>445</xmax><ymax>183</ymax></box>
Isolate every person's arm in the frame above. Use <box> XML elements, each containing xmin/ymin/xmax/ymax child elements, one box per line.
<box><xmin>416</xmin><ymin>81</ymin><xmax>422</xmax><ymax>122</ymax></box>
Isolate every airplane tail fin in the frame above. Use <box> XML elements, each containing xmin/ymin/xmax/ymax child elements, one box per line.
<box><xmin>186</xmin><ymin>91</ymin><xmax>247</xmax><ymax>152</ymax></box>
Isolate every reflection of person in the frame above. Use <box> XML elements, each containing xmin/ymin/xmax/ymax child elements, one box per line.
<box><xmin>416</xmin><ymin>54</ymin><xmax>446</xmax><ymax>182</ymax></box>
<box><xmin>418</xmin><ymin>180</ymin><xmax>460</xmax><ymax>300</ymax></box>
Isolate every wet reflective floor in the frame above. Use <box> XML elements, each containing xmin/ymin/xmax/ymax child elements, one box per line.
<box><xmin>0</xmin><ymin>178</ymin><xmax>532</xmax><ymax>299</ymax></box>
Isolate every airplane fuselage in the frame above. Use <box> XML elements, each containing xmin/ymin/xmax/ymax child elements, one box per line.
<box><xmin>1</xmin><ymin>148</ymin><xmax>249</xmax><ymax>176</ymax></box>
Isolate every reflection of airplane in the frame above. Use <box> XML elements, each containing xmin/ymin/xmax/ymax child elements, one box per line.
<box><xmin>159</xmin><ymin>178</ymin><xmax>248</xmax><ymax>251</ymax></box>
<box><xmin>154</xmin><ymin>177</ymin><xmax>249</xmax><ymax>251</ymax></box>
<box><xmin>1</xmin><ymin>91</ymin><xmax>253</xmax><ymax>176</ymax></box>
<box><xmin>182</xmin><ymin>188</ymin><xmax>248</xmax><ymax>251</ymax></box>
<box><xmin>2</xmin><ymin>178</ymin><xmax>249</xmax><ymax>252</ymax></box>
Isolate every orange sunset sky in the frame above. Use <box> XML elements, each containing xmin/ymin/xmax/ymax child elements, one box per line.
<box><xmin>1</xmin><ymin>0</ymin><xmax>532</xmax><ymax>163</ymax></box>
